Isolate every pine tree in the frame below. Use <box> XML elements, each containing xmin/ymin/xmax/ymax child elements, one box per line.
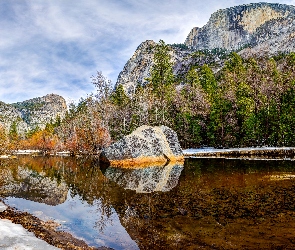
<box><xmin>199</xmin><ymin>64</ymin><xmax>217</xmax><ymax>102</ymax></box>
<box><xmin>149</xmin><ymin>40</ymin><xmax>174</xmax><ymax>94</ymax></box>
<box><xmin>111</xmin><ymin>84</ymin><xmax>130</xmax><ymax>106</ymax></box>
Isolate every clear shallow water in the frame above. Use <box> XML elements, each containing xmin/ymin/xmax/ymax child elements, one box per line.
<box><xmin>1</xmin><ymin>156</ymin><xmax>295</xmax><ymax>249</ymax></box>
<box><xmin>6</xmin><ymin>195</ymin><xmax>137</xmax><ymax>249</ymax></box>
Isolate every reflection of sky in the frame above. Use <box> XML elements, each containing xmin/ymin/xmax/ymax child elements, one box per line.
<box><xmin>5</xmin><ymin>192</ymin><xmax>139</xmax><ymax>250</ymax></box>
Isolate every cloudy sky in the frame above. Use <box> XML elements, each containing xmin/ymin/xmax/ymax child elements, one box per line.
<box><xmin>1</xmin><ymin>0</ymin><xmax>295</xmax><ymax>103</ymax></box>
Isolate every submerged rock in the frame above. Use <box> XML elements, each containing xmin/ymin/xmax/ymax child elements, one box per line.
<box><xmin>100</xmin><ymin>125</ymin><xmax>184</xmax><ymax>167</ymax></box>
<box><xmin>0</xmin><ymin>202</ymin><xmax>7</xmax><ymax>212</ymax></box>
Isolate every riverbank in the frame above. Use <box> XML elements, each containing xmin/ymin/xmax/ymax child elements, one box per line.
<box><xmin>0</xmin><ymin>200</ymin><xmax>111</xmax><ymax>250</ymax></box>
<box><xmin>3</xmin><ymin>147</ymin><xmax>295</xmax><ymax>160</ymax></box>
<box><xmin>0</xmin><ymin>150</ymin><xmax>72</xmax><ymax>159</ymax></box>
<box><xmin>183</xmin><ymin>147</ymin><xmax>295</xmax><ymax>159</ymax></box>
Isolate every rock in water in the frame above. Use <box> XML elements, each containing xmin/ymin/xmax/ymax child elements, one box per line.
<box><xmin>100</xmin><ymin>125</ymin><xmax>184</xmax><ymax>167</ymax></box>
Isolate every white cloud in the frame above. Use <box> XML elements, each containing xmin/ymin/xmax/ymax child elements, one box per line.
<box><xmin>1</xmin><ymin>0</ymin><xmax>295</xmax><ymax>103</ymax></box>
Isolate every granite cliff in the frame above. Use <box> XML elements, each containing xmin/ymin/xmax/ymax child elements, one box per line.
<box><xmin>185</xmin><ymin>2</ymin><xmax>295</xmax><ymax>52</ymax></box>
<box><xmin>115</xmin><ymin>40</ymin><xmax>193</xmax><ymax>95</ymax></box>
<box><xmin>117</xmin><ymin>3</ymin><xmax>295</xmax><ymax>94</ymax></box>
<box><xmin>0</xmin><ymin>94</ymin><xmax>67</xmax><ymax>135</ymax></box>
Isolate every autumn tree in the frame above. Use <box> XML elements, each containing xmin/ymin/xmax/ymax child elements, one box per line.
<box><xmin>57</xmin><ymin>97</ymin><xmax>111</xmax><ymax>155</ymax></box>
<box><xmin>0</xmin><ymin>125</ymin><xmax>9</xmax><ymax>154</ymax></box>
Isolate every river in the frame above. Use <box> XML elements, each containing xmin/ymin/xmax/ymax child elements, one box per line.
<box><xmin>1</xmin><ymin>156</ymin><xmax>295</xmax><ymax>249</ymax></box>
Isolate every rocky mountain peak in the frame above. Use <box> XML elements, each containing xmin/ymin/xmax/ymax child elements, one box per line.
<box><xmin>116</xmin><ymin>2</ymin><xmax>295</xmax><ymax>94</ymax></box>
<box><xmin>115</xmin><ymin>40</ymin><xmax>156</xmax><ymax>95</ymax></box>
<box><xmin>115</xmin><ymin>40</ymin><xmax>193</xmax><ymax>96</ymax></box>
<box><xmin>0</xmin><ymin>94</ymin><xmax>67</xmax><ymax>135</ymax></box>
<box><xmin>185</xmin><ymin>2</ymin><xmax>295</xmax><ymax>51</ymax></box>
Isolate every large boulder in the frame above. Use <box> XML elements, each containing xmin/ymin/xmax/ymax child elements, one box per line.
<box><xmin>100</xmin><ymin>125</ymin><xmax>184</xmax><ymax>167</ymax></box>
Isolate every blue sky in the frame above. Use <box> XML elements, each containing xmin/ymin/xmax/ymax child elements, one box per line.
<box><xmin>1</xmin><ymin>0</ymin><xmax>295</xmax><ymax>103</ymax></box>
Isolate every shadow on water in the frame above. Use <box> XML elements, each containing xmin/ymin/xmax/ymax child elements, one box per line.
<box><xmin>1</xmin><ymin>156</ymin><xmax>295</xmax><ymax>249</ymax></box>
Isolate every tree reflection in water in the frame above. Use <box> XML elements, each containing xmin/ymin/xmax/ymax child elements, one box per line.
<box><xmin>2</xmin><ymin>156</ymin><xmax>295</xmax><ymax>249</ymax></box>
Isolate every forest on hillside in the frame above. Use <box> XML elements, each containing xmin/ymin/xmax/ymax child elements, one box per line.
<box><xmin>1</xmin><ymin>40</ymin><xmax>295</xmax><ymax>154</ymax></box>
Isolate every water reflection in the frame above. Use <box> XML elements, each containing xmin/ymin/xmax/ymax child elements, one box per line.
<box><xmin>0</xmin><ymin>156</ymin><xmax>139</xmax><ymax>250</ymax></box>
<box><xmin>1</xmin><ymin>156</ymin><xmax>295</xmax><ymax>249</ymax></box>
<box><xmin>0</xmin><ymin>166</ymin><xmax>68</xmax><ymax>205</ymax></box>
<box><xmin>104</xmin><ymin>163</ymin><xmax>184</xmax><ymax>193</ymax></box>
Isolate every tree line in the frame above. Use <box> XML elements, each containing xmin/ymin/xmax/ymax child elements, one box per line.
<box><xmin>1</xmin><ymin>40</ymin><xmax>295</xmax><ymax>154</ymax></box>
<box><xmin>100</xmin><ymin>40</ymin><xmax>295</xmax><ymax>149</ymax></box>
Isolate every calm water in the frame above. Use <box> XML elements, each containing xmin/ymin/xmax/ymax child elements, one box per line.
<box><xmin>1</xmin><ymin>156</ymin><xmax>295</xmax><ymax>249</ymax></box>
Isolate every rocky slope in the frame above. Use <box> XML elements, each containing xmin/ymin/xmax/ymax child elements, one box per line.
<box><xmin>117</xmin><ymin>3</ymin><xmax>295</xmax><ymax>93</ymax></box>
<box><xmin>185</xmin><ymin>3</ymin><xmax>295</xmax><ymax>52</ymax></box>
<box><xmin>0</xmin><ymin>94</ymin><xmax>67</xmax><ymax>135</ymax></box>
<box><xmin>115</xmin><ymin>40</ymin><xmax>193</xmax><ymax>95</ymax></box>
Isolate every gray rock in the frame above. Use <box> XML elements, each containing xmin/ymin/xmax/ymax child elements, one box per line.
<box><xmin>0</xmin><ymin>201</ymin><xmax>7</xmax><ymax>212</ymax></box>
<box><xmin>116</xmin><ymin>3</ymin><xmax>295</xmax><ymax>94</ymax></box>
<box><xmin>100</xmin><ymin>125</ymin><xmax>184</xmax><ymax>167</ymax></box>
<box><xmin>115</xmin><ymin>40</ymin><xmax>156</xmax><ymax>96</ymax></box>
<box><xmin>115</xmin><ymin>40</ymin><xmax>193</xmax><ymax>97</ymax></box>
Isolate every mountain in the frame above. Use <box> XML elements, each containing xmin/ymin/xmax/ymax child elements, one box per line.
<box><xmin>185</xmin><ymin>2</ymin><xmax>295</xmax><ymax>55</ymax></box>
<box><xmin>115</xmin><ymin>40</ymin><xmax>218</xmax><ymax>95</ymax></box>
<box><xmin>116</xmin><ymin>2</ymin><xmax>295</xmax><ymax>94</ymax></box>
<box><xmin>0</xmin><ymin>94</ymin><xmax>67</xmax><ymax>135</ymax></box>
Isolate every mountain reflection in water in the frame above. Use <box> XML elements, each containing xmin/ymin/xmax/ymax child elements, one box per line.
<box><xmin>1</xmin><ymin>156</ymin><xmax>295</xmax><ymax>249</ymax></box>
<box><xmin>104</xmin><ymin>163</ymin><xmax>183</xmax><ymax>193</ymax></box>
<box><xmin>0</xmin><ymin>166</ymin><xmax>68</xmax><ymax>206</ymax></box>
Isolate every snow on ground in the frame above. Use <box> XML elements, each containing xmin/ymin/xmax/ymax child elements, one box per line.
<box><xmin>14</xmin><ymin>150</ymin><xmax>41</xmax><ymax>155</ymax></box>
<box><xmin>0</xmin><ymin>202</ymin><xmax>59</xmax><ymax>250</ymax></box>
<box><xmin>0</xmin><ymin>155</ymin><xmax>10</xmax><ymax>159</ymax></box>
<box><xmin>183</xmin><ymin>147</ymin><xmax>295</xmax><ymax>155</ymax></box>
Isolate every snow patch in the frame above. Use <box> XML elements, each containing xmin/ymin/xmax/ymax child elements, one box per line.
<box><xmin>0</xmin><ymin>219</ymin><xmax>59</xmax><ymax>249</ymax></box>
<box><xmin>183</xmin><ymin>147</ymin><xmax>295</xmax><ymax>155</ymax></box>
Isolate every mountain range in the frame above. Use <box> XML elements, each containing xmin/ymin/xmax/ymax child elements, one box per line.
<box><xmin>2</xmin><ymin>2</ymin><xmax>295</xmax><ymax>134</ymax></box>
<box><xmin>116</xmin><ymin>2</ymin><xmax>295</xmax><ymax>95</ymax></box>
